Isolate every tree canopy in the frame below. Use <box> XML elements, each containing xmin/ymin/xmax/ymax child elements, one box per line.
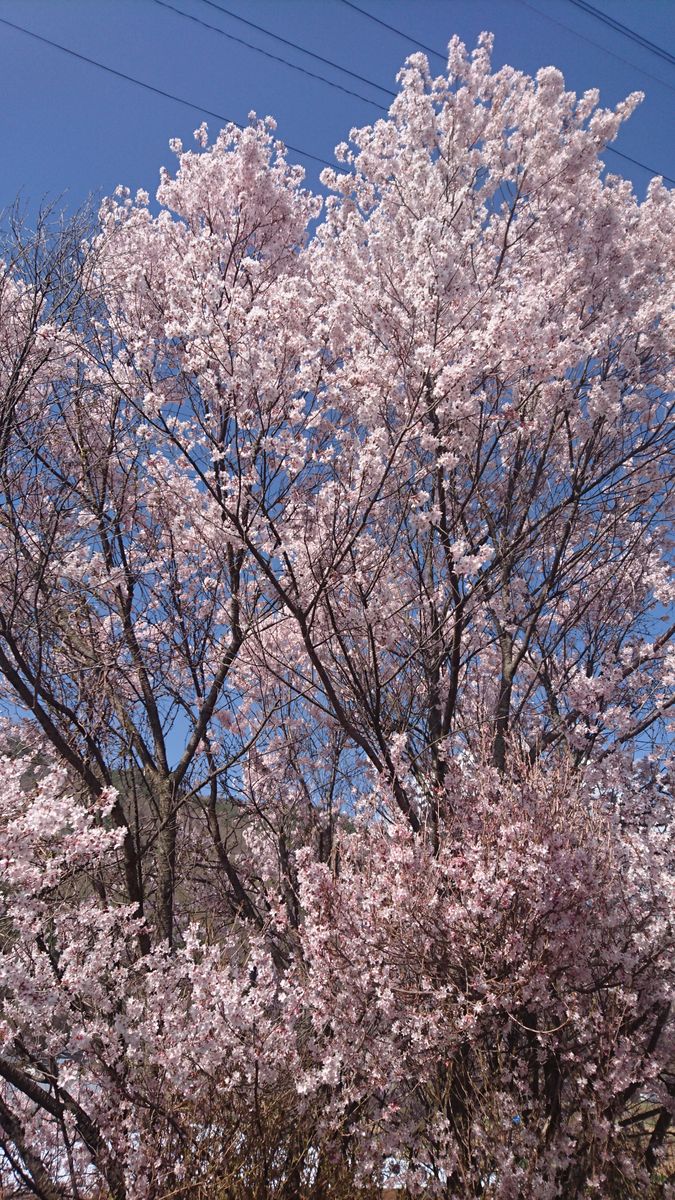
<box><xmin>0</xmin><ymin>34</ymin><xmax>673</xmax><ymax>1200</ymax></box>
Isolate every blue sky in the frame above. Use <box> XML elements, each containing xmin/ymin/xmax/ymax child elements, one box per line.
<box><xmin>0</xmin><ymin>0</ymin><xmax>673</xmax><ymax>217</ymax></box>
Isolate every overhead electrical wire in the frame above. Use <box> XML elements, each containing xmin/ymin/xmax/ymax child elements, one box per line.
<box><xmin>197</xmin><ymin>0</ymin><xmax>396</xmax><ymax>99</ymax></box>
<box><xmin>0</xmin><ymin>14</ymin><xmax>334</xmax><ymax>170</ymax></box>
<box><xmin>153</xmin><ymin>0</ymin><xmax>388</xmax><ymax>112</ymax></box>
<box><xmin>336</xmin><ymin>0</ymin><xmax>446</xmax><ymax>65</ymax></box>
<box><xmin>606</xmin><ymin>147</ymin><xmax>674</xmax><ymax>186</ymax></box>
<box><xmin>1</xmin><ymin>9</ymin><xmax>672</xmax><ymax>186</ymax></box>
<box><xmin>516</xmin><ymin>0</ymin><xmax>675</xmax><ymax>95</ymax></box>
<box><xmin>566</xmin><ymin>0</ymin><xmax>675</xmax><ymax>69</ymax></box>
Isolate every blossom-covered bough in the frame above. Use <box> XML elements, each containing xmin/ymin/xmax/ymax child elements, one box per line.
<box><xmin>0</xmin><ymin>34</ymin><xmax>672</xmax><ymax>1199</ymax></box>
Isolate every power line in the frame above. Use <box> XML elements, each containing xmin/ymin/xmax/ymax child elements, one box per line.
<box><xmin>153</xmin><ymin>0</ymin><xmax>388</xmax><ymax>112</ymax></box>
<box><xmin>337</xmin><ymin>0</ymin><xmax>447</xmax><ymax>65</ymax></box>
<box><xmin>566</xmin><ymin>0</ymin><xmax>675</xmax><ymax>69</ymax></box>
<box><xmin>516</xmin><ymin>0</ymin><xmax>675</xmax><ymax>95</ymax></box>
<box><xmin>607</xmin><ymin>146</ymin><xmax>675</xmax><ymax>186</ymax></box>
<box><xmin>1</xmin><ymin>10</ymin><xmax>671</xmax><ymax>188</ymax></box>
<box><xmin>197</xmin><ymin>0</ymin><xmax>396</xmax><ymax>100</ymax></box>
<box><xmin>0</xmin><ymin>14</ymin><xmax>334</xmax><ymax>170</ymax></box>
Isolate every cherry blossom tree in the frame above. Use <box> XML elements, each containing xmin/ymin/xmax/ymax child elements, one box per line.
<box><xmin>0</xmin><ymin>33</ymin><xmax>672</xmax><ymax>1199</ymax></box>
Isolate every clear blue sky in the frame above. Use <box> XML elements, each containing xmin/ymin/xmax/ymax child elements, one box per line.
<box><xmin>0</xmin><ymin>0</ymin><xmax>673</xmax><ymax>216</ymax></box>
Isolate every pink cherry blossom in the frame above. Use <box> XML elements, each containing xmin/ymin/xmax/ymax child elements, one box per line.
<box><xmin>0</xmin><ymin>33</ymin><xmax>672</xmax><ymax>1199</ymax></box>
